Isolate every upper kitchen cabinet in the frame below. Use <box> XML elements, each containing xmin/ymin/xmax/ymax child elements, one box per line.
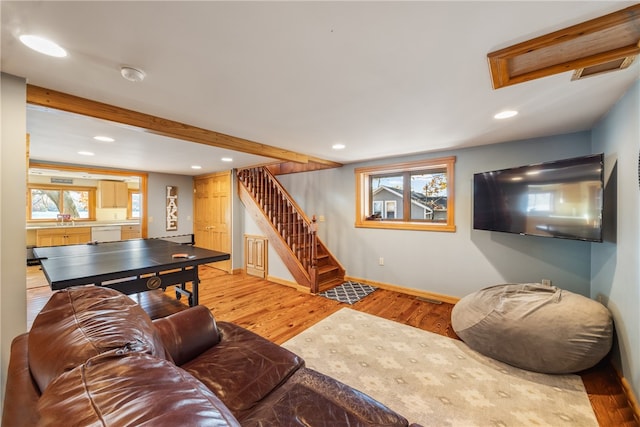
<box><xmin>99</xmin><ymin>180</ymin><xmax>128</xmax><ymax>208</ymax></box>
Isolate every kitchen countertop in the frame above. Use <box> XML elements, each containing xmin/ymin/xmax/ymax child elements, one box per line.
<box><xmin>27</xmin><ymin>221</ymin><xmax>140</xmax><ymax>230</ymax></box>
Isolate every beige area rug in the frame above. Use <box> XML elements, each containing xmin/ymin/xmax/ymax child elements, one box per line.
<box><xmin>282</xmin><ymin>308</ymin><xmax>598</xmax><ymax>427</ymax></box>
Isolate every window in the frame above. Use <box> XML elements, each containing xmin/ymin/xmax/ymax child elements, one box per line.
<box><xmin>128</xmin><ymin>190</ymin><xmax>141</xmax><ymax>219</ymax></box>
<box><xmin>28</xmin><ymin>184</ymin><xmax>96</xmax><ymax>221</ymax></box>
<box><xmin>384</xmin><ymin>200</ymin><xmax>397</xmax><ymax>219</ymax></box>
<box><xmin>355</xmin><ymin>156</ymin><xmax>456</xmax><ymax>232</ymax></box>
<box><xmin>527</xmin><ymin>191</ymin><xmax>553</xmax><ymax>213</ymax></box>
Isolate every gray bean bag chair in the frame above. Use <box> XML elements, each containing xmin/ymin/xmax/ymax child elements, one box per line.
<box><xmin>451</xmin><ymin>283</ymin><xmax>613</xmax><ymax>374</ymax></box>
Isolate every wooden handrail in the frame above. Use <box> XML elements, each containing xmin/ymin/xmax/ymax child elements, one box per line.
<box><xmin>238</xmin><ymin>167</ymin><xmax>318</xmax><ymax>283</ymax></box>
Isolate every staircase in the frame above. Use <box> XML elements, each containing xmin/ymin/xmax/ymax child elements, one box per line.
<box><xmin>237</xmin><ymin>167</ymin><xmax>345</xmax><ymax>293</ymax></box>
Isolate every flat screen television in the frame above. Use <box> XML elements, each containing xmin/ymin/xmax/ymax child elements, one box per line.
<box><xmin>473</xmin><ymin>153</ymin><xmax>604</xmax><ymax>242</ymax></box>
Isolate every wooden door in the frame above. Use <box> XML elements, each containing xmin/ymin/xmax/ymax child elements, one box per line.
<box><xmin>193</xmin><ymin>172</ymin><xmax>231</xmax><ymax>272</ymax></box>
<box><xmin>245</xmin><ymin>235</ymin><xmax>267</xmax><ymax>278</ymax></box>
<box><xmin>194</xmin><ymin>177</ymin><xmax>214</xmax><ymax>250</ymax></box>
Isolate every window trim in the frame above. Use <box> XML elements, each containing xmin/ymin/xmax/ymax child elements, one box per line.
<box><xmin>28</xmin><ymin>162</ymin><xmax>149</xmax><ymax>237</ymax></box>
<box><xmin>355</xmin><ymin>156</ymin><xmax>456</xmax><ymax>232</ymax></box>
<box><xmin>27</xmin><ymin>183</ymin><xmax>97</xmax><ymax>222</ymax></box>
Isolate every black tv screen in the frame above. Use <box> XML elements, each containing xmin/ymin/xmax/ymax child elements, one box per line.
<box><xmin>473</xmin><ymin>154</ymin><xmax>604</xmax><ymax>242</ymax></box>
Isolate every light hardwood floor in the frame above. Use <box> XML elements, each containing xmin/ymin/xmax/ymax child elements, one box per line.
<box><xmin>26</xmin><ymin>265</ymin><xmax>638</xmax><ymax>427</ymax></box>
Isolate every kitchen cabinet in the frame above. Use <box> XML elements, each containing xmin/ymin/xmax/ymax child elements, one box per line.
<box><xmin>36</xmin><ymin>227</ymin><xmax>91</xmax><ymax>247</ymax></box>
<box><xmin>121</xmin><ymin>224</ymin><xmax>141</xmax><ymax>240</ymax></box>
<box><xmin>99</xmin><ymin>181</ymin><xmax>128</xmax><ymax>208</ymax></box>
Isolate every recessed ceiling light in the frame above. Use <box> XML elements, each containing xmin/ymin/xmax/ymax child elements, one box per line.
<box><xmin>93</xmin><ymin>136</ymin><xmax>114</xmax><ymax>142</ymax></box>
<box><xmin>120</xmin><ymin>66</ymin><xmax>145</xmax><ymax>82</ymax></box>
<box><xmin>191</xmin><ymin>165</ymin><xmax>202</xmax><ymax>170</ymax></box>
<box><xmin>494</xmin><ymin>110</ymin><xmax>518</xmax><ymax>119</ymax></box>
<box><xmin>78</xmin><ymin>151</ymin><xmax>94</xmax><ymax>156</ymax></box>
<box><xmin>332</xmin><ymin>143</ymin><xmax>346</xmax><ymax>150</ymax></box>
<box><xmin>221</xmin><ymin>157</ymin><xmax>233</xmax><ymax>162</ymax></box>
<box><xmin>19</xmin><ymin>35</ymin><xmax>67</xmax><ymax>58</ymax></box>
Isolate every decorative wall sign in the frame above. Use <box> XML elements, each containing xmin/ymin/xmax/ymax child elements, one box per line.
<box><xmin>166</xmin><ymin>186</ymin><xmax>178</xmax><ymax>231</ymax></box>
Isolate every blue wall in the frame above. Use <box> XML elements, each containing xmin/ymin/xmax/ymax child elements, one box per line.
<box><xmin>146</xmin><ymin>172</ymin><xmax>194</xmax><ymax>238</ymax></box>
<box><xmin>278</xmin><ymin>131</ymin><xmax>594</xmax><ymax>298</ymax></box>
<box><xmin>591</xmin><ymin>79</ymin><xmax>639</xmax><ymax>400</ymax></box>
<box><xmin>273</xmin><ymin>80</ymin><xmax>640</xmax><ymax>401</ymax></box>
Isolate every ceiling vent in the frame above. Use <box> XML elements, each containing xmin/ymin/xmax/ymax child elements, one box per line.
<box><xmin>571</xmin><ymin>56</ymin><xmax>636</xmax><ymax>81</ymax></box>
<box><xmin>487</xmin><ymin>4</ymin><xmax>640</xmax><ymax>89</ymax></box>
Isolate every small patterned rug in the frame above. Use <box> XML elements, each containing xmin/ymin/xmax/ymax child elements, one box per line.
<box><xmin>283</xmin><ymin>308</ymin><xmax>598</xmax><ymax>427</ymax></box>
<box><xmin>319</xmin><ymin>281</ymin><xmax>377</xmax><ymax>304</ymax></box>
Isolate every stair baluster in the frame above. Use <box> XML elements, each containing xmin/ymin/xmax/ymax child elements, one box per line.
<box><xmin>238</xmin><ymin>167</ymin><xmax>344</xmax><ymax>293</ymax></box>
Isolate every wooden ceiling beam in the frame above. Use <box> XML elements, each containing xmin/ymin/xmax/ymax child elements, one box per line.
<box><xmin>265</xmin><ymin>155</ymin><xmax>343</xmax><ymax>175</ymax></box>
<box><xmin>488</xmin><ymin>4</ymin><xmax>640</xmax><ymax>89</ymax></box>
<box><xmin>26</xmin><ymin>85</ymin><xmax>311</xmax><ymax>164</ymax></box>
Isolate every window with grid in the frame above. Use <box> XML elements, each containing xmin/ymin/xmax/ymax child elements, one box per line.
<box><xmin>355</xmin><ymin>156</ymin><xmax>456</xmax><ymax>232</ymax></box>
<box><xmin>28</xmin><ymin>185</ymin><xmax>96</xmax><ymax>221</ymax></box>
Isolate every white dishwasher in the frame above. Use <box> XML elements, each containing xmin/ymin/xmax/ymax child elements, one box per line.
<box><xmin>91</xmin><ymin>226</ymin><xmax>121</xmax><ymax>243</ymax></box>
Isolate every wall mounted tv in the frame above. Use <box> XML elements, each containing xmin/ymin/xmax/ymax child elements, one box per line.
<box><xmin>473</xmin><ymin>153</ymin><xmax>604</xmax><ymax>242</ymax></box>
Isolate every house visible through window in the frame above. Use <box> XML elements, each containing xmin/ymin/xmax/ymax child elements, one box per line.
<box><xmin>355</xmin><ymin>156</ymin><xmax>456</xmax><ymax>232</ymax></box>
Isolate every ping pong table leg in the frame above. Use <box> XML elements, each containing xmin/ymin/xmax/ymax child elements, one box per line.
<box><xmin>192</xmin><ymin>266</ymin><xmax>199</xmax><ymax>306</ymax></box>
<box><xmin>173</xmin><ymin>267</ymin><xmax>198</xmax><ymax>307</ymax></box>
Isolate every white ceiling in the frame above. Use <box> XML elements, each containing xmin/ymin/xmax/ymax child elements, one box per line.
<box><xmin>2</xmin><ymin>1</ymin><xmax>639</xmax><ymax>176</ymax></box>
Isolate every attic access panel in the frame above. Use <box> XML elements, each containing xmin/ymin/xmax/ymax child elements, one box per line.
<box><xmin>488</xmin><ymin>4</ymin><xmax>640</xmax><ymax>89</ymax></box>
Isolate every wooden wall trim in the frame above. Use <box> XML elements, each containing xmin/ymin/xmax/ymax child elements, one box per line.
<box><xmin>345</xmin><ymin>275</ymin><xmax>460</xmax><ymax>305</ymax></box>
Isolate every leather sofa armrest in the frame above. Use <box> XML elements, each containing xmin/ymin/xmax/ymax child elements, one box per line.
<box><xmin>153</xmin><ymin>305</ymin><xmax>221</xmax><ymax>366</ymax></box>
<box><xmin>2</xmin><ymin>334</ymin><xmax>41</xmax><ymax>427</ymax></box>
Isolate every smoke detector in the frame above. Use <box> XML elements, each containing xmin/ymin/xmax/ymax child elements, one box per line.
<box><xmin>120</xmin><ymin>66</ymin><xmax>145</xmax><ymax>82</ymax></box>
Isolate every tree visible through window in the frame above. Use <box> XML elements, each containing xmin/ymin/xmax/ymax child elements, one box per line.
<box><xmin>29</xmin><ymin>186</ymin><xmax>95</xmax><ymax>220</ymax></box>
<box><xmin>356</xmin><ymin>156</ymin><xmax>456</xmax><ymax>232</ymax></box>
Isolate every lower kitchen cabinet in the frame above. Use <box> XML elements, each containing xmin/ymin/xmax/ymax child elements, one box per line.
<box><xmin>36</xmin><ymin>227</ymin><xmax>91</xmax><ymax>247</ymax></box>
<box><xmin>121</xmin><ymin>225</ymin><xmax>141</xmax><ymax>240</ymax></box>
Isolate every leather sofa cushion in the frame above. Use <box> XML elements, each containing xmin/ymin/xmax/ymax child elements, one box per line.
<box><xmin>28</xmin><ymin>286</ymin><xmax>167</xmax><ymax>392</ymax></box>
<box><xmin>240</xmin><ymin>367</ymin><xmax>409</xmax><ymax>426</ymax></box>
<box><xmin>37</xmin><ymin>353</ymin><xmax>240</xmax><ymax>426</ymax></box>
<box><xmin>2</xmin><ymin>334</ymin><xmax>41</xmax><ymax>427</ymax></box>
<box><xmin>183</xmin><ymin>321</ymin><xmax>304</xmax><ymax>418</ymax></box>
<box><xmin>153</xmin><ymin>305</ymin><xmax>221</xmax><ymax>366</ymax></box>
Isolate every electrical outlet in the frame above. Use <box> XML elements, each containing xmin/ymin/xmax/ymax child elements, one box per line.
<box><xmin>379</xmin><ymin>257</ymin><xmax>384</xmax><ymax>266</ymax></box>
<box><xmin>542</xmin><ymin>279</ymin><xmax>551</xmax><ymax>286</ymax></box>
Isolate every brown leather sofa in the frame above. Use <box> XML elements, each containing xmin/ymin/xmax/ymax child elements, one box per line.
<box><xmin>3</xmin><ymin>286</ymin><xmax>417</xmax><ymax>426</ymax></box>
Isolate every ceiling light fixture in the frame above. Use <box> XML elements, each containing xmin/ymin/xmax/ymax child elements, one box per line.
<box><xmin>93</xmin><ymin>136</ymin><xmax>115</xmax><ymax>142</ymax></box>
<box><xmin>78</xmin><ymin>151</ymin><xmax>94</xmax><ymax>156</ymax></box>
<box><xmin>332</xmin><ymin>143</ymin><xmax>346</xmax><ymax>150</ymax></box>
<box><xmin>19</xmin><ymin>35</ymin><xmax>67</xmax><ymax>58</ymax></box>
<box><xmin>221</xmin><ymin>157</ymin><xmax>233</xmax><ymax>162</ymax></box>
<box><xmin>120</xmin><ymin>66</ymin><xmax>145</xmax><ymax>82</ymax></box>
<box><xmin>191</xmin><ymin>165</ymin><xmax>202</xmax><ymax>170</ymax></box>
<box><xmin>494</xmin><ymin>110</ymin><xmax>518</xmax><ymax>119</ymax></box>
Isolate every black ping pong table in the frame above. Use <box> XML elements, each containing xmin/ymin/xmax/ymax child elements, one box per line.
<box><xmin>33</xmin><ymin>238</ymin><xmax>230</xmax><ymax>307</ymax></box>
